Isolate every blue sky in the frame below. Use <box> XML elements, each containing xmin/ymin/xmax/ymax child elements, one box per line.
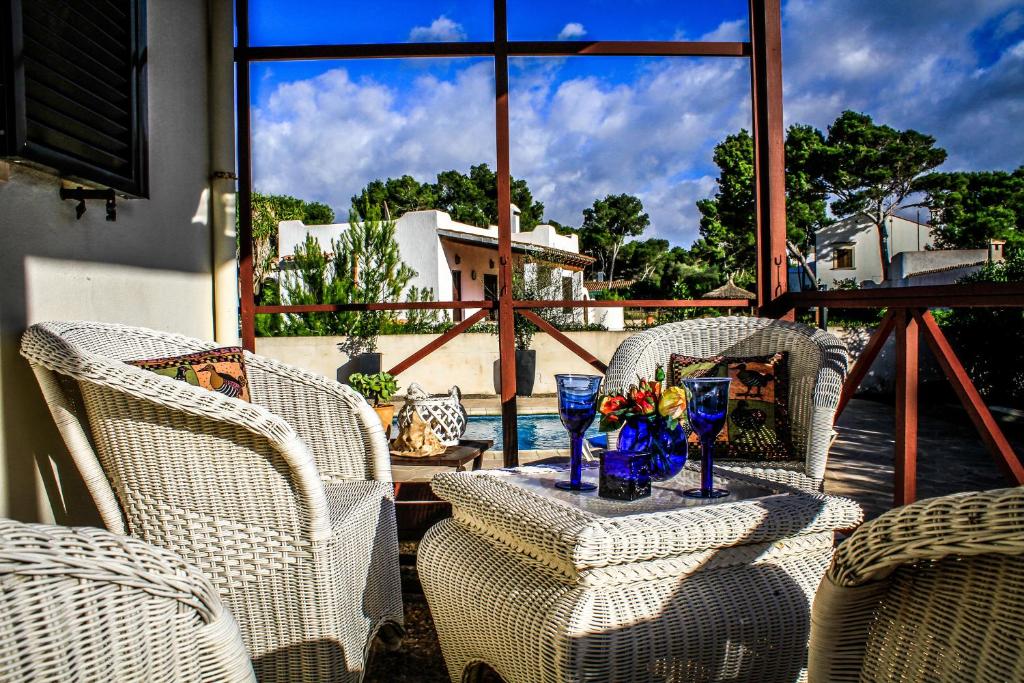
<box><xmin>248</xmin><ymin>0</ymin><xmax>1024</xmax><ymax>246</ymax></box>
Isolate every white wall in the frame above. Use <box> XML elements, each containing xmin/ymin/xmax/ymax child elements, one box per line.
<box><xmin>0</xmin><ymin>0</ymin><xmax>222</xmax><ymax>524</ymax></box>
<box><xmin>257</xmin><ymin>331</ymin><xmax>633</xmax><ymax>396</ymax></box>
<box><xmin>815</xmin><ymin>216</ymin><xmax>934</xmax><ymax>288</ymax></box>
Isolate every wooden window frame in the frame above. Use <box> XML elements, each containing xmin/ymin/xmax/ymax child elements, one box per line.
<box><xmin>234</xmin><ymin>0</ymin><xmax>785</xmax><ymax>464</ymax></box>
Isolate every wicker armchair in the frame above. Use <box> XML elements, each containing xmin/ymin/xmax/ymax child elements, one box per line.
<box><xmin>605</xmin><ymin>317</ymin><xmax>848</xmax><ymax>491</ymax></box>
<box><xmin>808</xmin><ymin>487</ymin><xmax>1024</xmax><ymax>682</ymax></box>
<box><xmin>0</xmin><ymin>518</ymin><xmax>255</xmax><ymax>682</ymax></box>
<box><xmin>20</xmin><ymin>321</ymin><xmax>403</xmax><ymax>683</ymax></box>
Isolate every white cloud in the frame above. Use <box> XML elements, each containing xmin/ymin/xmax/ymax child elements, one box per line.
<box><xmin>781</xmin><ymin>0</ymin><xmax>1024</xmax><ymax>170</ymax></box>
<box><xmin>557</xmin><ymin>22</ymin><xmax>587</xmax><ymax>40</ymax></box>
<box><xmin>408</xmin><ymin>16</ymin><xmax>466</xmax><ymax>42</ymax></box>
<box><xmin>700</xmin><ymin>19</ymin><xmax>748</xmax><ymax>42</ymax></box>
<box><xmin>253</xmin><ymin>1</ymin><xmax>1024</xmax><ymax>247</ymax></box>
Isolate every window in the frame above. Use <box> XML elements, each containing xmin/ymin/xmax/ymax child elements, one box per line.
<box><xmin>1</xmin><ymin>0</ymin><xmax>149</xmax><ymax>196</ymax></box>
<box><xmin>833</xmin><ymin>245</ymin><xmax>855</xmax><ymax>270</ymax></box>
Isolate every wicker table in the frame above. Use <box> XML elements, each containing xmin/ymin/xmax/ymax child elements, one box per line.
<box><xmin>418</xmin><ymin>464</ymin><xmax>863</xmax><ymax>683</ymax></box>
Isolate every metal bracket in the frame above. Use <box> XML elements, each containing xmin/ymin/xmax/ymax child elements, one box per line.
<box><xmin>59</xmin><ymin>187</ymin><xmax>117</xmax><ymax>221</ymax></box>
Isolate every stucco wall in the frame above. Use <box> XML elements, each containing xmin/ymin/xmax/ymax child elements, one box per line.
<box><xmin>0</xmin><ymin>0</ymin><xmax>220</xmax><ymax>523</ymax></box>
<box><xmin>815</xmin><ymin>216</ymin><xmax>934</xmax><ymax>288</ymax></box>
<box><xmin>257</xmin><ymin>331</ymin><xmax>634</xmax><ymax>396</ymax></box>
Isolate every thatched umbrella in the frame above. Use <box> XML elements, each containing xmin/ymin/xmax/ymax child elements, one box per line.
<box><xmin>702</xmin><ymin>275</ymin><xmax>756</xmax><ymax>314</ymax></box>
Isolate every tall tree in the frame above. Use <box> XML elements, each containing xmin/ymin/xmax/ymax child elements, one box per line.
<box><xmin>350</xmin><ymin>175</ymin><xmax>437</xmax><ymax>220</ymax></box>
<box><xmin>813</xmin><ymin>110</ymin><xmax>947</xmax><ymax>280</ymax></box>
<box><xmin>350</xmin><ymin>164</ymin><xmax>545</xmax><ymax>231</ymax></box>
<box><xmin>918</xmin><ymin>167</ymin><xmax>1024</xmax><ymax>253</ymax></box>
<box><xmin>248</xmin><ymin>192</ymin><xmax>334</xmax><ymax>297</ymax></box>
<box><xmin>694</xmin><ymin>126</ymin><xmax>831</xmax><ymax>287</ymax></box>
<box><xmin>579</xmin><ymin>194</ymin><xmax>650</xmax><ymax>283</ymax></box>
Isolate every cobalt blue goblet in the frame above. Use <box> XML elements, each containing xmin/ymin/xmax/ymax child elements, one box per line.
<box><xmin>554</xmin><ymin>374</ymin><xmax>603</xmax><ymax>492</ymax></box>
<box><xmin>681</xmin><ymin>377</ymin><xmax>733</xmax><ymax>498</ymax></box>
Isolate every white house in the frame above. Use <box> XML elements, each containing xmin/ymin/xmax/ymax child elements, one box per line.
<box><xmin>813</xmin><ymin>215</ymin><xmax>935</xmax><ymax>289</ymax></box>
<box><xmin>277</xmin><ymin>206</ymin><xmax>612</xmax><ymax>326</ymax></box>
<box><xmin>813</xmin><ymin>214</ymin><xmax>1005</xmax><ymax>289</ymax></box>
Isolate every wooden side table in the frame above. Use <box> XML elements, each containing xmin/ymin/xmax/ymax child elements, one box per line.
<box><xmin>391</xmin><ymin>439</ymin><xmax>493</xmax><ymax>540</ymax></box>
<box><xmin>390</xmin><ymin>439</ymin><xmax>493</xmax><ymax>472</ymax></box>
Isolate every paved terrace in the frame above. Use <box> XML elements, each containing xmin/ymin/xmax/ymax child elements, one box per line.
<box><xmin>368</xmin><ymin>396</ymin><xmax>1020</xmax><ymax>681</ymax></box>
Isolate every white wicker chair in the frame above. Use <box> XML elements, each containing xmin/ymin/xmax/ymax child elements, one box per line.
<box><xmin>0</xmin><ymin>518</ymin><xmax>255</xmax><ymax>682</ymax></box>
<box><xmin>20</xmin><ymin>321</ymin><xmax>403</xmax><ymax>683</ymax></box>
<box><xmin>808</xmin><ymin>487</ymin><xmax>1024</xmax><ymax>683</ymax></box>
<box><xmin>605</xmin><ymin>317</ymin><xmax>849</xmax><ymax>492</ymax></box>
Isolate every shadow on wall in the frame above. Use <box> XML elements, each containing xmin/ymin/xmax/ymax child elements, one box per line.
<box><xmin>1</xmin><ymin>164</ymin><xmax>217</xmax><ymax>524</ymax></box>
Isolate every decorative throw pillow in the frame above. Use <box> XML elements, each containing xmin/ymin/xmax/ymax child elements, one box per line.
<box><xmin>670</xmin><ymin>352</ymin><xmax>793</xmax><ymax>461</ymax></box>
<box><xmin>128</xmin><ymin>347</ymin><xmax>250</xmax><ymax>402</ymax></box>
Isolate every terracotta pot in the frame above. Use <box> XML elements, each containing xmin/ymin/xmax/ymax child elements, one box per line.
<box><xmin>373</xmin><ymin>404</ymin><xmax>395</xmax><ymax>438</ymax></box>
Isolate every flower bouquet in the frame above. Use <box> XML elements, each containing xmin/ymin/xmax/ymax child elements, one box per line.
<box><xmin>598</xmin><ymin>367</ymin><xmax>689</xmax><ymax>480</ymax></box>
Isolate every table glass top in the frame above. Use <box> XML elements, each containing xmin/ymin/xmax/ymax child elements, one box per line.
<box><xmin>483</xmin><ymin>463</ymin><xmax>782</xmax><ymax>518</ymax></box>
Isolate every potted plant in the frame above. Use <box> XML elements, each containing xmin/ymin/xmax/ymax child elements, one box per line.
<box><xmin>349</xmin><ymin>371</ymin><xmax>399</xmax><ymax>434</ymax></box>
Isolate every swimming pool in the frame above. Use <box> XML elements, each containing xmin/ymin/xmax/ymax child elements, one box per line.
<box><xmin>462</xmin><ymin>414</ymin><xmax>603</xmax><ymax>451</ymax></box>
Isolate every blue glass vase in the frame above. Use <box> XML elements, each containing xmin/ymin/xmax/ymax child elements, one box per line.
<box><xmin>617</xmin><ymin>417</ymin><xmax>652</xmax><ymax>453</ymax></box>
<box><xmin>615</xmin><ymin>416</ymin><xmax>687</xmax><ymax>481</ymax></box>
<box><xmin>649</xmin><ymin>418</ymin><xmax>688</xmax><ymax>481</ymax></box>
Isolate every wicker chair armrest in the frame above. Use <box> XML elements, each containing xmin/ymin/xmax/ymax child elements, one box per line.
<box><xmin>828</xmin><ymin>487</ymin><xmax>1024</xmax><ymax>588</ymax></box>
<box><xmin>1</xmin><ymin>519</ymin><xmax>257</xmax><ymax>682</ymax></box>
<box><xmin>0</xmin><ymin>520</ymin><xmax>225</xmax><ymax>623</ymax></box>
<box><xmin>243</xmin><ymin>353</ymin><xmax>392</xmax><ymax>482</ymax></box>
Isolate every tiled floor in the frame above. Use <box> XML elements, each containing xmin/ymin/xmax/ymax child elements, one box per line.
<box><xmin>366</xmin><ymin>396</ymin><xmax>1023</xmax><ymax>681</ymax></box>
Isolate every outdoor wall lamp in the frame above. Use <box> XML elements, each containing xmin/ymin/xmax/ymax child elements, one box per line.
<box><xmin>471</xmin><ymin>270</ymin><xmax>477</xmax><ymax>280</ymax></box>
<box><xmin>60</xmin><ymin>186</ymin><xmax>117</xmax><ymax>221</ymax></box>
<box><xmin>454</xmin><ymin>254</ymin><xmax>461</xmax><ymax>264</ymax></box>
<box><xmin>489</xmin><ymin>259</ymin><xmax>495</xmax><ymax>269</ymax></box>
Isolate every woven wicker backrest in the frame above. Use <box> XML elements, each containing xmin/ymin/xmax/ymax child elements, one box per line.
<box><xmin>605</xmin><ymin>317</ymin><xmax>848</xmax><ymax>479</ymax></box>
<box><xmin>0</xmin><ymin>518</ymin><xmax>255</xmax><ymax>682</ymax></box>
<box><xmin>809</xmin><ymin>487</ymin><xmax>1024</xmax><ymax>682</ymax></box>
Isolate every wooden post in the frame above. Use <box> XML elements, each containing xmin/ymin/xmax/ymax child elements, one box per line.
<box><xmin>236</xmin><ymin>0</ymin><xmax>255</xmax><ymax>351</ymax></box>
<box><xmin>894</xmin><ymin>309</ymin><xmax>919</xmax><ymax>506</ymax></box>
<box><xmin>494</xmin><ymin>0</ymin><xmax>518</xmax><ymax>467</ymax></box>
<box><xmin>749</xmin><ymin>0</ymin><xmax>788</xmax><ymax>315</ymax></box>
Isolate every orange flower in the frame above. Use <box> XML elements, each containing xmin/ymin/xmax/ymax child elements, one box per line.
<box><xmin>599</xmin><ymin>395</ymin><xmax>627</xmax><ymax>415</ymax></box>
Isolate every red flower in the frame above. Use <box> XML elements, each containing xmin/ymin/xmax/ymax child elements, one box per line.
<box><xmin>599</xmin><ymin>395</ymin><xmax>627</xmax><ymax>415</ymax></box>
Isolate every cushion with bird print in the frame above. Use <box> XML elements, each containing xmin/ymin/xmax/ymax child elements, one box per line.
<box><xmin>128</xmin><ymin>347</ymin><xmax>250</xmax><ymax>402</ymax></box>
<box><xmin>670</xmin><ymin>352</ymin><xmax>793</xmax><ymax>461</ymax></box>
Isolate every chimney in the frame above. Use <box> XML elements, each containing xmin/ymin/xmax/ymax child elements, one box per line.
<box><xmin>510</xmin><ymin>203</ymin><xmax>521</xmax><ymax>234</ymax></box>
<box><xmin>989</xmin><ymin>239</ymin><xmax>1006</xmax><ymax>263</ymax></box>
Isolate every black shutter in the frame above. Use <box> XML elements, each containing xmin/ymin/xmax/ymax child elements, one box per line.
<box><xmin>1</xmin><ymin>0</ymin><xmax>148</xmax><ymax>197</ymax></box>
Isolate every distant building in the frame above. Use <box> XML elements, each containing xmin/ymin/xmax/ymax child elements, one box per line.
<box><xmin>276</xmin><ymin>206</ymin><xmax>597</xmax><ymax>324</ymax></box>
<box><xmin>811</xmin><ymin>215</ymin><xmax>1004</xmax><ymax>289</ymax></box>
<box><xmin>813</xmin><ymin>215</ymin><xmax>935</xmax><ymax>289</ymax></box>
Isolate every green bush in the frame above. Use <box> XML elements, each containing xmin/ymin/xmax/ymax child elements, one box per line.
<box><xmin>942</xmin><ymin>253</ymin><xmax>1024</xmax><ymax>406</ymax></box>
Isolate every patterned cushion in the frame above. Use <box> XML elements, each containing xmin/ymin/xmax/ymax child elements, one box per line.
<box><xmin>670</xmin><ymin>352</ymin><xmax>793</xmax><ymax>461</ymax></box>
<box><xmin>128</xmin><ymin>347</ymin><xmax>250</xmax><ymax>402</ymax></box>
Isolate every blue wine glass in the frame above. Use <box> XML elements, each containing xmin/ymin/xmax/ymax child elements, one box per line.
<box><xmin>681</xmin><ymin>377</ymin><xmax>733</xmax><ymax>498</ymax></box>
<box><xmin>554</xmin><ymin>374</ymin><xmax>603</xmax><ymax>492</ymax></box>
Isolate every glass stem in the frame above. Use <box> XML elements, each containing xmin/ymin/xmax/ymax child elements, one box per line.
<box><xmin>701</xmin><ymin>435</ymin><xmax>715</xmax><ymax>495</ymax></box>
<box><xmin>569</xmin><ymin>432</ymin><xmax>584</xmax><ymax>488</ymax></box>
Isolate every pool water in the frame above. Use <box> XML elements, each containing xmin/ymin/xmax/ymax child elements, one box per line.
<box><xmin>462</xmin><ymin>414</ymin><xmax>603</xmax><ymax>451</ymax></box>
